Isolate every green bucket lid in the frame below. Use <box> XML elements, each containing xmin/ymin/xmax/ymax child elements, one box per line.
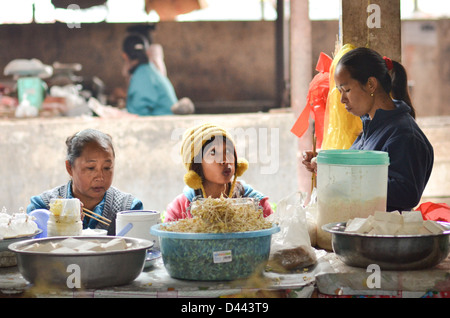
<box><xmin>316</xmin><ymin>149</ymin><xmax>389</xmax><ymax>165</ymax></box>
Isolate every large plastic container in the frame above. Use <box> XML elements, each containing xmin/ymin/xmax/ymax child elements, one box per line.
<box><xmin>47</xmin><ymin>199</ymin><xmax>82</xmax><ymax>237</ymax></box>
<box><xmin>116</xmin><ymin>211</ymin><xmax>161</xmax><ymax>248</ymax></box>
<box><xmin>150</xmin><ymin>223</ymin><xmax>280</xmax><ymax>281</ymax></box>
<box><xmin>316</xmin><ymin>150</ymin><xmax>389</xmax><ymax>250</ymax></box>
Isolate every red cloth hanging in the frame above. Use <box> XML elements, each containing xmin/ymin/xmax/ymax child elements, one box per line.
<box><xmin>291</xmin><ymin>52</ymin><xmax>332</xmax><ymax>149</ymax></box>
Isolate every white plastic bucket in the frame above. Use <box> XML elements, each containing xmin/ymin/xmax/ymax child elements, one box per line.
<box><xmin>316</xmin><ymin>150</ymin><xmax>390</xmax><ymax>250</ymax></box>
<box><xmin>116</xmin><ymin>210</ymin><xmax>161</xmax><ymax>248</ymax></box>
<box><xmin>47</xmin><ymin>198</ymin><xmax>82</xmax><ymax>237</ymax></box>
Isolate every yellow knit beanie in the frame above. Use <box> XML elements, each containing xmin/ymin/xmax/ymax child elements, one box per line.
<box><xmin>180</xmin><ymin>123</ymin><xmax>248</xmax><ymax>197</ymax></box>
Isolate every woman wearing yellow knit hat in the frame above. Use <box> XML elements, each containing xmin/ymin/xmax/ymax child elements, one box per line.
<box><xmin>165</xmin><ymin>123</ymin><xmax>273</xmax><ymax>221</ymax></box>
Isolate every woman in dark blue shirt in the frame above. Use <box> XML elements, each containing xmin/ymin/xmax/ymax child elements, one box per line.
<box><xmin>303</xmin><ymin>47</ymin><xmax>433</xmax><ymax>212</ymax></box>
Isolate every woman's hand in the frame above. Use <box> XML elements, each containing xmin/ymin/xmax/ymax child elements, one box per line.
<box><xmin>302</xmin><ymin>150</ymin><xmax>317</xmax><ymax>174</ymax></box>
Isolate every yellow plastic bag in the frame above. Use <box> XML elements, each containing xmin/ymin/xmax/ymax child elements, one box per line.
<box><xmin>321</xmin><ymin>44</ymin><xmax>362</xmax><ymax>150</ymax></box>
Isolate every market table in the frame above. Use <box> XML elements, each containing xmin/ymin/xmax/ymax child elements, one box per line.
<box><xmin>315</xmin><ymin>252</ymin><xmax>450</xmax><ymax>298</ymax></box>
<box><xmin>0</xmin><ymin>256</ymin><xmax>316</xmax><ymax>298</ymax></box>
<box><xmin>1</xmin><ymin>250</ymin><xmax>449</xmax><ymax>298</ymax></box>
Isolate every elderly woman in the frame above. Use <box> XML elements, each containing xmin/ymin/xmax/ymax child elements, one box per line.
<box><xmin>27</xmin><ymin>129</ymin><xmax>143</xmax><ymax>234</ymax></box>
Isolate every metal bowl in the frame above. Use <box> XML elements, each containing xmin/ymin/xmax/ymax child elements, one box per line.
<box><xmin>0</xmin><ymin>230</ymin><xmax>42</xmax><ymax>267</ymax></box>
<box><xmin>0</xmin><ymin>230</ymin><xmax>42</xmax><ymax>252</ymax></box>
<box><xmin>322</xmin><ymin>222</ymin><xmax>450</xmax><ymax>270</ymax></box>
<box><xmin>8</xmin><ymin>236</ymin><xmax>153</xmax><ymax>289</ymax></box>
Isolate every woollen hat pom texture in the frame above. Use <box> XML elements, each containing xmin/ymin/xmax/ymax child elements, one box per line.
<box><xmin>180</xmin><ymin>123</ymin><xmax>248</xmax><ymax>198</ymax></box>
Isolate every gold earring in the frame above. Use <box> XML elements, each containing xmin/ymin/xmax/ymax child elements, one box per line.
<box><xmin>370</xmin><ymin>93</ymin><xmax>374</xmax><ymax>97</ymax></box>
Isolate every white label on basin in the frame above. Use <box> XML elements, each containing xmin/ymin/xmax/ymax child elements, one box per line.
<box><xmin>213</xmin><ymin>250</ymin><xmax>232</xmax><ymax>263</ymax></box>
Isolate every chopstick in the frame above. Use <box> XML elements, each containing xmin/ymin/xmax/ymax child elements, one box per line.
<box><xmin>82</xmin><ymin>207</ymin><xmax>111</xmax><ymax>226</ymax></box>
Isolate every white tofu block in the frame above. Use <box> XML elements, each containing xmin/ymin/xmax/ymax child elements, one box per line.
<box><xmin>423</xmin><ymin>220</ymin><xmax>446</xmax><ymax>234</ymax></box>
<box><xmin>101</xmin><ymin>238</ymin><xmax>127</xmax><ymax>251</ymax></box>
<box><xmin>50</xmin><ymin>246</ymin><xmax>77</xmax><ymax>253</ymax></box>
<box><xmin>345</xmin><ymin>215</ymin><xmax>375</xmax><ymax>234</ymax></box>
<box><xmin>356</xmin><ymin>224</ymin><xmax>372</xmax><ymax>234</ymax></box>
<box><xmin>75</xmin><ymin>241</ymin><xmax>104</xmax><ymax>252</ymax></box>
<box><xmin>28</xmin><ymin>242</ymin><xmax>62</xmax><ymax>252</ymax></box>
<box><xmin>21</xmin><ymin>243</ymin><xmax>42</xmax><ymax>252</ymax></box>
<box><xmin>345</xmin><ymin>218</ymin><xmax>353</xmax><ymax>227</ymax></box>
<box><xmin>396</xmin><ymin>222</ymin><xmax>423</xmax><ymax>235</ymax></box>
<box><xmin>345</xmin><ymin>218</ymin><xmax>366</xmax><ymax>232</ymax></box>
<box><xmin>374</xmin><ymin>211</ymin><xmax>391</xmax><ymax>222</ymax></box>
<box><xmin>358</xmin><ymin>217</ymin><xmax>375</xmax><ymax>234</ymax></box>
<box><xmin>60</xmin><ymin>237</ymin><xmax>85</xmax><ymax>249</ymax></box>
<box><xmin>389</xmin><ymin>212</ymin><xmax>403</xmax><ymax>224</ymax></box>
<box><xmin>418</xmin><ymin>226</ymin><xmax>432</xmax><ymax>235</ymax></box>
<box><xmin>402</xmin><ymin>211</ymin><xmax>423</xmax><ymax>223</ymax></box>
<box><xmin>373</xmin><ymin>221</ymin><xmax>402</xmax><ymax>235</ymax></box>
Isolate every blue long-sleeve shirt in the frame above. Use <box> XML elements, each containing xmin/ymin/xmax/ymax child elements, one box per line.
<box><xmin>350</xmin><ymin>100</ymin><xmax>434</xmax><ymax>211</ymax></box>
<box><xmin>126</xmin><ymin>63</ymin><xmax>177</xmax><ymax>116</ymax></box>
<box><xmin>27</xmin><ymin>182</ymin><xmax>143</xmax><ymax>230</ymax></box>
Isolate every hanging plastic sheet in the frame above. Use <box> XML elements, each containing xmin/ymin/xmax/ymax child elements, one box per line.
<box><xmin>321</xmin><ymin>44</ymin><xmax>362</xmax><ymax>150</ymax></box>
<box><xmin>291</xmin><ymin>52</ymin><xmax>332</xmax><ymax>149</ymax></box>
<box><xmin>416</xmin><ymin>202</ymin><xmax>450</xmax><ymax>223</ymax></box>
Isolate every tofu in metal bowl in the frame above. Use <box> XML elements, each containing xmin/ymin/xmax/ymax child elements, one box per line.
<box><xmin>322</xmin><ymin>222</ymin><xmax>450</xmax><ymax>270</ymax></box>
<box><xmin>8</xmin><ymin>236</ymin><xmax>153</xmax><ymax>289</ymax></box>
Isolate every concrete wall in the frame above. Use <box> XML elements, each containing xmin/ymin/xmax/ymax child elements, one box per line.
<box><xmin>418</xmin><ymin>116</ymin><xmax>450</xmax><ymax>204</ymax></box>
<box><xmin>402</xmin><ymin>19</ymin><xmax>450</xmax><ymax>117</ymax></box>
<box><xmin>0</xmin><ymin>113</ymin><xmax>299</xmax><ymax>213</ymax></box>
<box><xmin>0</xmin><ymin>21</ymin><xmax>276</xmax><ymax>109</ymax></box>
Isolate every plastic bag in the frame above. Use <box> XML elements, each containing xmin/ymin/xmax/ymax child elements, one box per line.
<box><xmin>267</xmin><ymin>192</ymin><xmax>317</xmax><ymax>272</ymax></box>
<box><xmin>321</xmin><ymin>44</ymin><xmax>362</xmax><ymax>150</ymax></box>
<box><xmin>291</xmin><ymin>52</ymin><xmax>333</xmax><ymax>149</ymax></box>
<box><xmin>416</xmin><ymin>202</ymin><xmax>450</xmax><ymax>222</ymax></box>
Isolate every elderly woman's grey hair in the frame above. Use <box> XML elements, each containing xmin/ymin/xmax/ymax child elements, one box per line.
<box><xmin>65</xmin><ymin>129</ymin><xmax>115</xmax><ymax>165</ymax></box>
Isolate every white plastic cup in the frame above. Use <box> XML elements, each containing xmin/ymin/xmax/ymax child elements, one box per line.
<box><xmin>116</xmin><ymin>210</ymin><xmax>161</xmax><ymax>248</ymax></box>
<box><xmin>82</xmin><ymin>228</ymin><xmax>107</xmax><ymax>236</ymax></box>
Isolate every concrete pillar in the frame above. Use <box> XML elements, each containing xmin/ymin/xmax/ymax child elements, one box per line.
<box><xmin>340</xmin><ymin>0</ymin><xmax>401</xmax><ymax>61</ymax></box>
<box><xmin>290</xmin><ymin>0</ymin><xmax>313</xmax><ymax>194</ymax></box>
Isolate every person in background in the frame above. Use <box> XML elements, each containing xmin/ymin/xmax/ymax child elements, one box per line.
<box><xmin>302</xmin><ymin>47</ymin><xmax>433</xmax><ymax>212</ymax></box>
<box><xmin>122</xmin><ymin>33</ymin><xmax>177</xmax><ymax>116</ymax></box>
<box><xmin>126</xmin><ymin>24</ymin><xmax>167</xmax><ymax>77</ymax></box>
<box><xmin>27</xmin><ymin>129</ymin><xmax>143</xmax><ymax>234</ymax></box>
<box><xmin>165</xmin><ymin>123</ymin><xmax>273</xmax><ymax>222</ymax></box>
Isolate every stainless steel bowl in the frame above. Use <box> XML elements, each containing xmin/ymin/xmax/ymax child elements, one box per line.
<box><xmin>0</xmin><ymin>230</ymin><xmax>42</xmax><ymax>267</ymax></box>
<box><xmin>322</xmin><ymin>222</ymin><xmax>450</xmax><ymax>270</ymax></box>
<box><xmin>0</xmin><ymin>230</ymin><xmax>42</xmax><ymax>252</ymax></box>
<box><xmin>8</xmin><ymin>236</ymin><xmax>153</xmax><ymax>289</ymax></box>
